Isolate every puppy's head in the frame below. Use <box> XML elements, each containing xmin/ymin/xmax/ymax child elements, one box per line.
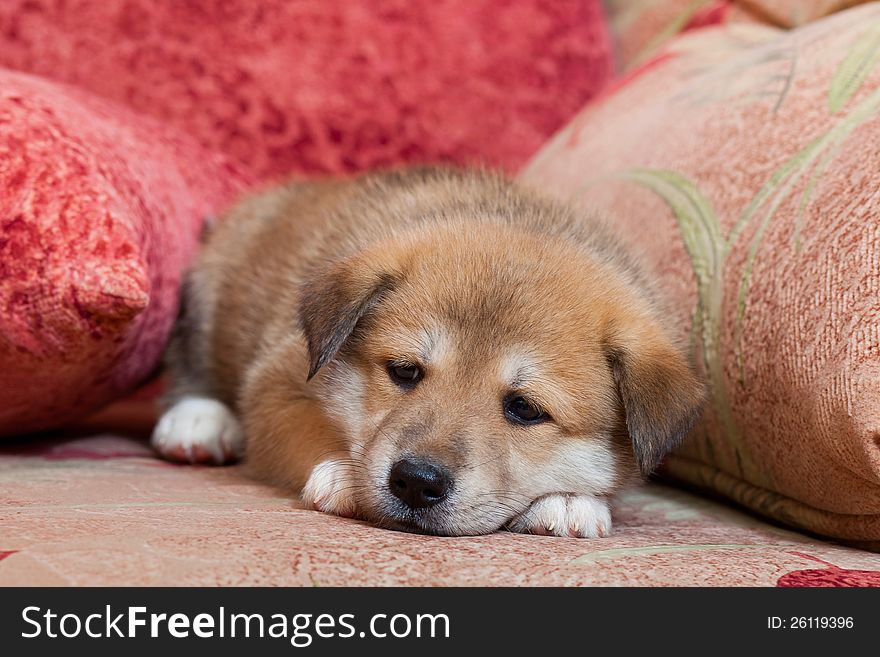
<box><xmin>300</xmin><ymin>222</ymin><xmax>703</xmax><ymax>535</ymax></box>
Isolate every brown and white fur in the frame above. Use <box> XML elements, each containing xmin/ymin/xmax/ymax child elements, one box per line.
<box><xmin>152</xmin><ymin>168</ymin><xmax>704</xmax><ymax>537</ymax></box>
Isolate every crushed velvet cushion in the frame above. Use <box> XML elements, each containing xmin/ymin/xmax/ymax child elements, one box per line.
<box><xmin>0</xmin><ymin>69</ymin><xmax>248</xmax><ymax>435</ymax></box>
<box><xmin>1</xmin><ymin>0</ymin><xmax>614</xmax><ymax>435</ymax></box>
<box><xmin>0</xmin><ymin>0</ymin><xmax>613</xmax><ymax>180</ymax></box>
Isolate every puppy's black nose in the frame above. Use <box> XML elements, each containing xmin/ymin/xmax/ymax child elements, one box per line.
<box><xmin>388</xmin><ymin>459</ymin><xmax>451</xmax><ymax>509</ymax></box>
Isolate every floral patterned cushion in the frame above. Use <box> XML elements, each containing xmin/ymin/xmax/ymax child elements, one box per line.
<box><xmin>523</xmin><ymin>4</ymin><xmax>880</xmax><ymax>547</ymax></box>
<box><xmin>604</xmin><ymin>0</ymin><xmax>873</xmax><ymax>70</ymax></box>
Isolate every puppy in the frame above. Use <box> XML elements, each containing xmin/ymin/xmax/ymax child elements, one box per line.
<box><xmin>152</xmin><ymin>168</ymin><xmax>704</xmax><ymax>537</ymax></box>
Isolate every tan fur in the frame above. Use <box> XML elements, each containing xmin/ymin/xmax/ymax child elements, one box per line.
<box><xmin>159</xmin><ymin>167</ymin><xmax>705</xmax><ymax>536</ymax></box>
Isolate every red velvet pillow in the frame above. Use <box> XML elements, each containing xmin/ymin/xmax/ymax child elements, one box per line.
<box><xmin>0</xmin><ymin>0</ymin><xmax>613</xmax><ymax>180</ymax></box>
<box><xmin>0</xmin><ymin>69</ymin><xmax>248</xmax><ymax>435</ymax></box>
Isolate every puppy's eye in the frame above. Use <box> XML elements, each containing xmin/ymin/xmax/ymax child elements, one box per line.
<box><xmin>387</xmin><ymin>362</ymin><xmax>423</xmax><ymax>388</ymax></box>
<box><xmin>503</xmin><ymin>394</ymin><xmax>547</xmax><ymax>425</ymax></box>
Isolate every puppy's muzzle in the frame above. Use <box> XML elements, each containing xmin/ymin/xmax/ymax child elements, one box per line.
<box><xmin>388</xmin><ymin>458</ymin><xmax>452</xmax><ymax>509</ymax></box>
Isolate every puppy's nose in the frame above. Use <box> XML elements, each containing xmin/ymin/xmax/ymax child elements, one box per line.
<box><xmin>388</xmin><ymin>458</ymin><xmax>451</xmax><ymax>509</ymax></box>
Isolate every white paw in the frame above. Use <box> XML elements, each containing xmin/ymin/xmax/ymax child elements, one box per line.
<box><xmin>301</xmin><ymin>459</ymin><xmax>357</xmax><ymax>518</ymax></box>
<box><xmin>508</xmin><ymin>494</ymin><xmax>612</xmax><ymax>538</ymax></box>
<box><xmin>151</xmin><ymin>397</ymin><xmax>244</xmax><ymax>465</ymax></box>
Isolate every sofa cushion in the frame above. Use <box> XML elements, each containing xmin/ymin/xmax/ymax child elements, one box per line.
<box><xmin>0</xmin><ymin>0</ymin><xmax>613</xmax><ymax>180</ymax></box>
<box><xmin>522</xmin><ymin>4</ymin><xmax>880</xmax><ymax>546</ymax></box>
<box><xmin>2</xmin><ymin>432</ymin><xmax>879</xmax><ymax>584</ymax></box>
<box><xmin>605</xmin><ymin>0</ymin><xmax>873</xmax><ymax>70</ymax></box>
<box><xmin>0</xmin><ymin>68</ymin><xmax>248</xmax><ymax>435</ymax></box>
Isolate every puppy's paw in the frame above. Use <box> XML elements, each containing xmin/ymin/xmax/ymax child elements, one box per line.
<box><xmin>301</xmin><ymin>459</ymin><xmax>357</xmax><ymax>519</ymax></box>
<box><xmin>508</xmin><ymin>494</ymin><xmax>612</xmax><ymax>538</ymax></box>
<box><xmin>151</xmin><ymin>397</ymin><xmax>244</xmax><ymax>465</ymax></box>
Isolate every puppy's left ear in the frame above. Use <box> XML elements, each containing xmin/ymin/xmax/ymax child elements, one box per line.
<box><xmin>299</xmin><ymin>248</ymin><xmax>405</xmax><ymax>380</ymax></box>
<box><xmin>605</xmin><ymin>314</ymin><xmax>705</xmax><ymax>477</ymax></box>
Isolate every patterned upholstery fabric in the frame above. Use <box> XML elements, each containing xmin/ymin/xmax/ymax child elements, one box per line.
<box><xmin>523</xmin><ymin>4</ymin><xmax>880</xmax><ymax>545</ymax></box>
<box><xmin>603</xmin><ymin>0</ymin><xmax>872</xmax><ymax>70</ymax></box>
<box><xmin>2</xmin><ymin>432</ymin><xmax>878</xmax><ymax>585</ymax></box>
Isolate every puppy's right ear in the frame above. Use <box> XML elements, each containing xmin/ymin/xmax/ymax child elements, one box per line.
<box><xmin>299</xmin><ymin>249</ymin><xmax>404</xmax><ymax>380</ymax></box>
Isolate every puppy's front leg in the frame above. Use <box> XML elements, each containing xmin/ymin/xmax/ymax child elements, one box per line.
<box><xmin>242</xmin><ymin>365</ymin><xmax>358</xmax><ymax>519</ymax></box>
<box><xmin>300</xmin><ymin>458</ymin><xmax>357</xmax><ymax>518</ymax></box>
<box><xmin>507</xmin><ymin>494</ymin><xmax>612</xmax><ymax>538</ymax></box>
<box><xmin>246</xmin><ymin>402</ymin><xmax>358</xmax><ymax>519</ymax></box>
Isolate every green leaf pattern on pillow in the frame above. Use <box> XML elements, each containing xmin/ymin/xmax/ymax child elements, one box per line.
<box><xmin>623</xmin><ymin>27</ymin><xmax>880</xmax><ymax>481</ymax></box>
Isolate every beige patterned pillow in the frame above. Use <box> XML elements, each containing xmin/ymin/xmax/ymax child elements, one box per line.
<box><xmin>524</xmin><ymin>5</ymin><xmax>880</xmax><ymax>547</ymax></box>
<box><xmin>605</xmin><ymin>0</ymin><xmax>873</xmax><ymax>70</ymax></box>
